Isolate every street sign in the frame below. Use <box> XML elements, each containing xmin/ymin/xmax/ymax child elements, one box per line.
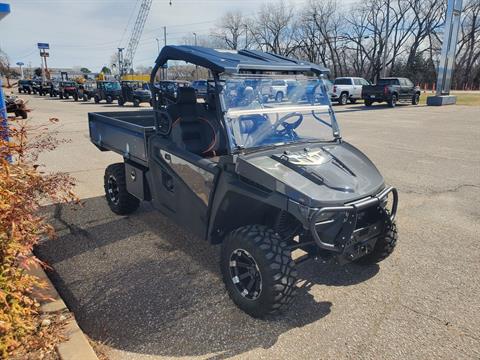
<box><xmin>37</xmin><ymin>42</ymin><xmax>50</xmax><ymax>49</ymax></box>
<box><xmin>16</xmin><ymin>62</ymin><xmax>24</xmax><ymax>66</ymax></box>
<box><xmin>0</xmin><ymin>3</ymin><xmax>10</xmax><ymax>21</ymax></box>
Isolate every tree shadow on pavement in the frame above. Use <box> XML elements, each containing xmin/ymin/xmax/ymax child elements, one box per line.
<box><xmin>36</xmin><ymin>196</ymin><xmax>378</xmax><ymax>359</ymax></box>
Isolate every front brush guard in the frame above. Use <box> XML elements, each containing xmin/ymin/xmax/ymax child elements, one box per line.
<box><xmin>309</xmin><ymin>187</ymin><xmax>398</xmax><ymax>253</ymax></box>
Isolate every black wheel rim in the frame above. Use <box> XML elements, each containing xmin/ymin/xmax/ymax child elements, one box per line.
<box><xmin>229</xmin><ymin>249</ymin><xmax>262</xmax><ymax>300</ymax></box>
<box><xmin>107</xmin><ymin>175</ymin><xmax>120</xmax><ymax>205</ymax></box>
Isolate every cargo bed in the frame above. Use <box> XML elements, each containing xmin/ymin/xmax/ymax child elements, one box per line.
<box><xmin>88</xmin><ymin>110</ymin><xmax>156</xmax><ymax>167</ymax></box>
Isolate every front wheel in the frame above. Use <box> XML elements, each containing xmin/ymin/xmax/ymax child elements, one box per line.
<box><xmin>133</xmin><ymin>99</ymin><xmax>140</xmax><ymax>107</ymax></box>
<box><xmin>118</xmin><ymin>97</ymin><xmax>125</xmax><ymax>106</ymax></box>
<box><xmin>15</xmin><ymin>110</ymin><xmax>28</xmax><ymax>119</ymax></box>
<box><xmin>412</xmin><ymin>93</ymin><xmax>420</xmax><ymax>105</ymax></box>
<box><xmin>104</xmin><ymin>163</ymin><xmax>140</xmax><ymax>215</ymax></box>
<box><xmin>73</xmin><ymin>93</ymin><xmax>78</xmax><ymax>101</ymax></box>
<box><xmin>94</xmin><ymin>95</ymin><xmax>100</xmax><ymax>104</ymax></box>
<box><xmin>221</xmin><ymin>225</ymin><xmax>297</xmax><ymax>318</ymax></box>
<box><xmin>349</xmin><ymin>98</ymin><xmax>357</xmax><ymax>104</ymax></box>
<box><xmin>364</xmin><ymin>100</ymin><xmax>373</xmax><ymax>107</ymax></box>
<box><xmin>59</xmin><ymin>93</ymin><xmax>64</xmax><ymax>99</ymax></box>
<box><xmin>106</xmin><ymin>95</ymin><xmax>113</xmax><ymax>104</ymax></box>
<box><xmin>355</xmin><ymin>219</ymin><xmax>398</xmax><ymax>265</ymax></box>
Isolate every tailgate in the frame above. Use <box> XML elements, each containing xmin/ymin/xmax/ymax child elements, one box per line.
<box><xmin>362</xmin><ymin>85</ymin><xmax>385</xmax><ymax>98</ymax></box>
<box><xmin>88</xmin><ymin>111</ymin><xmax>155</xmax><ymax>166</ymax></box>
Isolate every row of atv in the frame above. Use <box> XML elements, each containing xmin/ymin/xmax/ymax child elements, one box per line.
<box><xmin>18</xmin><ymin>79</ymin><xmax>152</xmax><ymax>107</ymax></box>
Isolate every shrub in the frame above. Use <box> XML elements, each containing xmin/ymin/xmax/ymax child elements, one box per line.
<box><xmin>0</xmin><ymin>115</ymin><xmax>76</xmax><ymax>357</ymax></box>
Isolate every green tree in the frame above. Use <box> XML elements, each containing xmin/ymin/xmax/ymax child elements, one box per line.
<box><xmin>80</xmin><ymin>67</ymin><xmax>91</xmax><ymax>74</ymax></box>
<box><xmin>100</xmin><ymin>66</ymin><xmax>111</xmax><ymax>75</ymax></box>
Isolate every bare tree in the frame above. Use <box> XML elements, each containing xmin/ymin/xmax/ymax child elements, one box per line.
<box><xmin>211</xmin><ymin>11</ymin><xmax>247</xmax><ymax>50</ymax></box>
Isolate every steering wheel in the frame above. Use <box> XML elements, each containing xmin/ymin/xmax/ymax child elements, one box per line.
<box><xmin>273</xmin><ymin>112</ymin><xmax>303</xmax><ymax>138</ymax></box>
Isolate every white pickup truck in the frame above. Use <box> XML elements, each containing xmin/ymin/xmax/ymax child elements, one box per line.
<box><xmin>331</xmin><ymin>77</ymin><xmax>371</xmax><ymax>105</ymax></box>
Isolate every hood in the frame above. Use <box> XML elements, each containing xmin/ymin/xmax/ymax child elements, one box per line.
<box><xmin>236</xmin><ymin>142</ymin><xmax>384</xmax><ymax>207</ymax></box>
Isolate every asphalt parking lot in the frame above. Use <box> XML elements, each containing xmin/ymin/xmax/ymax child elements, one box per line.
<box><xmin>18</xmin><ymin>92</ymin><xmax>480</xmax><ymax>359</ymax></box>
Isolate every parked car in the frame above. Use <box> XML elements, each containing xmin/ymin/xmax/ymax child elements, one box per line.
<box><xmin>93</xmin><ymin>81</ymin><xmax>122</xmax><ymax>104</ymax></box>
<box><xmin>18</xmin><ymin>80</ymin><xmax>33</xmax><ymax>94</ymax></box>
<box><xmin>58</xmin><ymin>81</ymin><xmax>79</xmax><ymax>100</ymax></box>
<box><xmin>118</xmin><ymin>81</ymin><xmax>152</xmax><ymax>107</ymax></box>
<box><xmin>331</xmin><ymin>77</ymin><xmax>371</xmax><ymax>105</ymax></box>
<box><xmin>362</xmin><ymin>77</ymin><xmax>420</xmax><ymax>107</ymax></box>
<box><xmin>191</xmin><ymin>79</ymin><xmax>209</xmax><ymax>99</ymax></box>
<box><xmin>88</xmin><ymin>45</ymin><xmax>398</xmax><ymax>318</ymax></box>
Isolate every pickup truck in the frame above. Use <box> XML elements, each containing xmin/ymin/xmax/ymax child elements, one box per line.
<box><xmin>331</xmin><ymin>77</ymin><xmax>371</xmax><ymax>105</ymax></box>
<box><xmin>362</xmin><ymin>77</ymin><xmax>420</xmax><ymax>108</ymax></box>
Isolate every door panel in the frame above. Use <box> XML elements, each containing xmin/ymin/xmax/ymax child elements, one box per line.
<box><xmin>148</xmin><ymin>135</ymin><xmax>218</xmax><ymax>239</ymax></box>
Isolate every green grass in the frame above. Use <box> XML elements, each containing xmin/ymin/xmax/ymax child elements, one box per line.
<box><xmin>419</xmin><ymin>91</ymin><xmax>480</xmax><ymax>106</ymax></box>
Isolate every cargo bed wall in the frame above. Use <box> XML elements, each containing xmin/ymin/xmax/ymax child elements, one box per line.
<box><xmin>88</xmin><ymin>111</ymin><xmax>156</xmax><ymax>166</ymax></box>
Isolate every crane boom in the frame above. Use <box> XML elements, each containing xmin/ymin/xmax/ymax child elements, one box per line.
<box><xmin>122</xmin><ymin>0</ymin><xmax>153</xmax><ymax>74</ymax></box>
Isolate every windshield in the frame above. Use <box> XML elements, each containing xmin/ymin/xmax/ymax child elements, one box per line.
<box><xmin>104</xmin><ymin>82</ymin><xmax>121</xmax><ymax>90</ymax></box>
<box><xmin>378</xmin><ymin>78</ymin><xmax>399</xmax><ymax>86</ymax></box>
<box><xmin>221</xmin><ymin>74</ymin><xmax>339</xmax><ymax>151</ymax></box>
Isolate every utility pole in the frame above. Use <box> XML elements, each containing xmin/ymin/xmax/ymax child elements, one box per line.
<box><xmin>193</xmin><ymin>32</ymin><xmax>198</xmax><ymax>80</ymax></box>
<box><xmin>164</xmin><ymin>26</ymin><xmax>167</xmax><ymax>80</ymax></box>
<box><xmin>381</xmin><ymin>0</ymin><xmax>390</xmax><ymax>78</ymax></box>
<box><xmin>245</xmin><ymin>24</ymin><xmax>248</xmax><ymax>49</ymax></box>
<box><xmin>117</xmin><ymin>47</ymin><xmax>124</xmax><ymax>77</ymax></box>
<box><xmin>16</xmin><ymin>62</ymin><xmax>24</xmax><ymax>79</ymax></box>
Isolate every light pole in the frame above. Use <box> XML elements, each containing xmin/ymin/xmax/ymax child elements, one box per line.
<box><xmin>381</xmin><ymin>0</ymin><xmax>391</xmax><ymax>78</ymax></box>
<box><xmin>16</xmin><ymin>62</ymin><xmax>24</xmax><ymax>79</ymax></box>
<box><xmin>155</xmin><ymin>38</ymin><xmax>160</xmax><ymax>54</ymax></box>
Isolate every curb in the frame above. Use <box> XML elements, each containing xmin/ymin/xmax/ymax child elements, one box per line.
<box><xmin>29</xmin><ymin>260</ymin><xmax>98</xmax><ymax>360</ymax></box>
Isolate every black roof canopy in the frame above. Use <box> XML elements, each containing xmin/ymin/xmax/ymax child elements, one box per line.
<box><xmin>154</xmin><ymin>45</ymin><xmax>329</xmax><ymax>75</ymax></box>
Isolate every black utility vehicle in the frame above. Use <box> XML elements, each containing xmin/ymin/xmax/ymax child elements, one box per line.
<box><xmin>31</xmin><ymin>80</ymin><xmax>43</xmax><ymax>95</ymax></box>
<box><xmin>39</xmin><ymin>81</ymin><xmax>52</xmax><ymax>96</ymax></box>
<box><xmin>362</xmin><ymin>77</ymin><xmax>420</xmax><ymax>107</ymax></box>
<box><xmin>18</xmin><ymin>80</ymin><xmax>33</xmax><ymax>94</ymax></box>
<box><xmin>93</xmin><ymin>81</ymin><xmax>122</xmax><ymax>104</ymax></box>
<box><xmin>49</xmin><ymin>81</ymin><xmax>60</xmax><ymax>97</ymax></box>
<box><xmin>89</xmin><ymin>46</ymin><xmax>399</xmax><ymax>318</ymax></box>
<box><xmin>118</xmin><ymin>81</ymin><xmax>152</xmax><ymax>107</ymax></box>
<box><xmin>58</xmin><ymin>81</ymin><xmax>79</xmax><ymax>100</ymax></box>
<box><xmin>78</xmin><ymin>82</ymin><xmax>96</xmax><ymax>101</ymax></box>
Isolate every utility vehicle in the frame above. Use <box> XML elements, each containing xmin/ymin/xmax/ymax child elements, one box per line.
<box><xmin>118</xmin><ymin>80</ymin><xmax>152</xmax><ymax>107</ymax></box>
<box><xmin>58</xmin><ymin>81</ymin><xmax>78</xmax><ymax>100</ymax></box>
<box><xmin>5</xmin><ymin>95</ymin><xmax>28</xmax><ymax>119</ymax></box>
<box><xmin>78</xmin><ymin>82</ymin><xmax>96</xmax><ymax>101</ymax></box>
<box><xmin>18</xmin><ymin>80</ymin><xmax>33</xmax><ymax>94</ymax></box>
<box><xmin>362</xmin><ymin>77</ymin><xmax>420</xmax><ymax>107</ymax></box>
<box><xmin>93</xmin><ymin>81</ymin><xmax>122</xmax><ymax>104</ymax></box>
<box><xmin>89</xmin><ymin>46</ymin><xmax>398</xmax><ymax>318</ymax></box>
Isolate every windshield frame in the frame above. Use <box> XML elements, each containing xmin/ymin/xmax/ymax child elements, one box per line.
<box><xmin>217</xmin><ymin>73</ymin><xmax>341</xmax><ymax>154</ymax></box>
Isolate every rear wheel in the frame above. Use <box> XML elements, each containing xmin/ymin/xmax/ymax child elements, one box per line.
<box><xmin>388</xmin><ymin>94</ymin><xmax>397</xmax><ymax>108</ymax></box>
<box><xmin>106</xmin><ymin>95</ymin><xmax>113</xmax><ymax>104</ymax></box>
<box><xmin>133</xmin><ymin>98</ymin><xmax>140</xmax><ymax>107</ymax></box>
<box><xmin>118</xmin><ymin>97</ymin><xmax>125</xmax><ymax>106</ymax></box>
<box><xmin>412</xmin><ymin>93</ymin><xmax>420</xmax><ymax>105</ymax></box>
<box><xmin>94</xmin><ymin>95</ymin><xmax>100</xmax><ymax>104</ymax></box>
<box><xmin>364</xmin><ymin>100</ymin><xmax>373</xmax><ymax>107</ymax></box>
<box><xmin>275</xmin><ymin>92</ymin><xmax>284</xmax><ymax>103</ymax></box>
<box><xmin>338</xmin><ymin>92</ymin><xmax>348</xmax><ymax>105</ymax></box>
<box><xmin>349</xmin><ymin>98</ymin><xmax>357</xmax><ymax>104</ymax></box>
<box><xmin>18</xmin><ymin>89</ymin><xmax>22</xmax><ymax>94</ymax></box>
<box><xmin>83</xmin><ymin>94</ymin><xmax>88</xmax><ymax>101</ymax></box>
<box><xmin>104</xmin><ymin>163</ymin><xmax>140</xmax><ymax>215</ymax></box>
<box><xmin>59</xmin><ymin>93</ymin><xmax>64</xmax><ymax>99</ymax></box>
<box><xmin>73</xmin><ymin>93</ymin><xmax>78</xmax><ymax>101</ymax></box>
<box><xmin>27</xmin><ymin>89</ymin><xmax>31</xmax><ymax>94</ymax></box>
<box><xmin>15</xmin><ymin>110</ymin><xmax>28</xmax><ymax>119</ymax></box>
<box><xmin>221</xmin><ymin>225</ymin><xmax>297</xmax><ymax>318</ymax></box>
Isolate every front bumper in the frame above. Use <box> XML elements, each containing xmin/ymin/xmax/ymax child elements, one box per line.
<box><xmin>309</xmin><ymin>187</ymin><xmax>398</xmax><ymax>259</ymax></box>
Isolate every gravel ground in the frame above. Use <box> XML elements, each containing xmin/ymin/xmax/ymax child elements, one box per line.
<box><xmin>20</xmin><ymin>92</ymin><xmax>479</xmax><ymax>360</ymax></box>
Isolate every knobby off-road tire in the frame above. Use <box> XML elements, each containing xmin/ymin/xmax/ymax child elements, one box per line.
<box><xmin>94</xmin><ymin>95</ymin><xmax>100</xmax><ymax>104</ymax></box>
<box><xmin>106</xmin><ymin>95</ymin><xmax>113</xmax><ymax>104</ymax></box>
<box><xmin>221</xmin><ymin>225</ymin><xmax>298</xmax><ymax>318</ymax></box>
<box><xmin>104</xmin><ymin>163</ymin><xmax>140</xmax><ymax>215</ymax></box>
<box><xmin>355</xmin><ymin>219</ymin><xmax>398</xmax><ymax>265</ymax></box>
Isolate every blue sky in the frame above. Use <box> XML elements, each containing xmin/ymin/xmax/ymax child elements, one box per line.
<box><xmin>0</xmin><ymin>0</ymin><xmax>313</xmax><ymax>72</ymax></box>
